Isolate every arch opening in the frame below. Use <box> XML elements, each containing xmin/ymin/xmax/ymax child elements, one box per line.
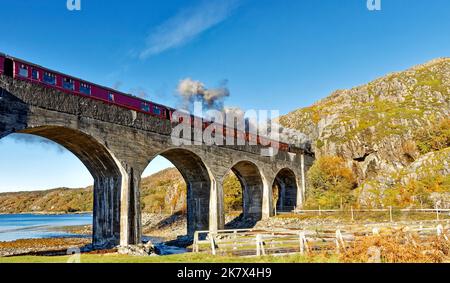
<box><xmin>140</xmin><ymin>156</ymin><xmax>187</xmax><ymax>240</ymax></box>
<box><xmin>272</xmin><ymin>168</ymin><xmax>298</xmax><ymax>213</ymax></box>
<box><xmin>224</xmin><ymin>161</ymin><xmax>264</xmax><ymax>229</ymax></box>
<box><xmin>0</xmin><ymin>126</ymin><xmax>123</xmax><ymax>248</ymax></box>
<box><xmin>140</xmin><ymin>148</ymin><xmax>212</xmax><ymax>238</ymax></box>
<box><xmin>223</xmin><ymin>171</ymin><xmax>243</xmax><ymax>228</ymax></box>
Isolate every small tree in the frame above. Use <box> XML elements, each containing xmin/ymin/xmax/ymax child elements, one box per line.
<box><xmin>305</xmin><ymin>156</ymin><xmax>357</xmax><ymax>209</ymax></box>
<box><xmin>415</xmin><ymin>118</ymin><xmax>450</xmax><ymax>154</ymax></box>
<box><xmin>223</xmin><ymin>172</ymin><xmax>243</xmax><ymax>213</ymax></box>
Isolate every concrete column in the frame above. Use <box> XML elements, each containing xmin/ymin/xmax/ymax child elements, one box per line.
<box><xmin>299</xmin><ymin>154</ymin><xmax>306</xmax><ymax>207</ymax></box>
<box><xmin>244</xmin><ymin>184</ymin><xmax>264</xmax><ymax>219</ymax></box>
<box><xmin>296</xmin><ymin>176</ymin><xmax>303</xmax><ymax>209</ymax></box>
<box><xmin>92</xmin><ymin>175</ymin><xmax>121</xmax><ymax>248</ymax></box>
<box><xmin>209</xmin><ymin>179</ymin><xmax>224</xmax><ymax>232</ymax></box>
<box><xmin>187</xmin><ymin>181</ymin><xmax>211</xmax><ymax>235</ymax></box>
<box><xmin>278</xmin><ymin>183</ymin><xmax>286</xmax><ymax>211</ymax></box>
<box><xmin>119</xmin><ymin>167</ymin><xmax>142</xmax><ymax>246</ymax></box>
<box><xmin>261</xmin><ymin>180</ymin><xmax>271</xmax><ymax>219</ymax></box>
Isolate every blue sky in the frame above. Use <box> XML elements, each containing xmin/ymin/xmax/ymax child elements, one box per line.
<box><xmin>0</xmin><ymin>0</ymin><xmax>449</xmax><ymax>192</ymax></box>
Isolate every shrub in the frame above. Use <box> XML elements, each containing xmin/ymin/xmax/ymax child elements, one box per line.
<box><xmin>415</xmin><ymin>118</ymin><xmax>450</xmax><ymax>154</ymax></box>
<box><xmin>223</xmin><ymin>172</ymin><xmax>243</xmax><ymax>213</ymax></box>
<box><xmin>402</xmin><ymin>140</ymin><xmax>418</xmax><ymax>161</ymax></box>
<box><xmin>305</xmin><ymin>156</ymin><xmax>357</xmax><ymax>209</ymax></box>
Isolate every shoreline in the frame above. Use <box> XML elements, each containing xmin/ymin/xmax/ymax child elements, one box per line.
<box><xmin>0</xmin><ymin>211</ymin><xmax>92</xmax><ymax>216</ymax></box>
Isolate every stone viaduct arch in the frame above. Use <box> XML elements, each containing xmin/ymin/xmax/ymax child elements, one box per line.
<box><xmin>273</xmin><ymin>168</ymin><xmax>299</xmax><ymax>212</ymax></box>
<box><xmin>1</xmin><ymin>126</ymin><xmax>123</xmax><ymax>249</ymax></box>
<box><xmin>143</xmin><ymin>148</ymin><xmax>214</xmax><ymax>235</ymax></box>
<box><xmin>0</xmin><ymin>74</ymin><xmax>315</xmax><ymax>248</ymax></box>
<box><xmin>227</xmin><ymin>160</ymin><xmax>265</xmax><ymax>220</ymax></box>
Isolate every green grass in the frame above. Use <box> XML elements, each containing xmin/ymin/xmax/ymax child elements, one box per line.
<box><xmin>0</xmin><ymin>252</ymin><xmax>338</xmax><ymax>263</ymax></box>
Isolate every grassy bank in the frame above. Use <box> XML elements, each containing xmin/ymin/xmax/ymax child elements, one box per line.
<box><xmin>0</xmin><ymin>253</ymin><xmax>338</xmax><ymax>263</ymax></box>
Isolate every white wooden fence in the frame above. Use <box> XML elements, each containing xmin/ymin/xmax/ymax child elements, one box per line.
<box><xmin>277</xmin><ymin>207</ymin><xmax>450</xmax><ymax>222</ymax></box>
<box><xmin>192</xmin><ymin>222</ymin><xmax>450</xmax><ymax>257</ymax></box>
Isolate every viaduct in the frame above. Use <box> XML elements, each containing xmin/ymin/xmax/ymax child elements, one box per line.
<box><xmin>0</xmin><ymin>75</ymin><xmax>314</xmax><ymax>248</ymax></box>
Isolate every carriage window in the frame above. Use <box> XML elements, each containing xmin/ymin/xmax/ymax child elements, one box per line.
<box><xmin>141</xmin><ymin>103</ymin><xmax>150</xmax><ymax>112</ymax></box>
<box><xmin>80</xmin><ymin>83</ymin><xmax>91</xmax><ymax>95</ymax></box>
<box><xmin>43</xmin><ymin>72</ymin><xmax>56</xmax><ymax>85</ymax></box>
<box><xmin>63</xmin><ymin>78</ymin><xmax>74</xmax><ymax>90</ymax></box>
<box><xmin>153</xmin><ymin>106</ymin><xmax>161</xmax><ymax>115</ymax></box>
<box><xmin>19</xmin><ymin>64</ymin><xmax>28</xmax><ymax>77</ymax></box>
<box><xmin>108</xmin><ymin>93</ymin><xmax>115</xmax><ymax>102</ymax></box>
<box><xmin>32</xmin><ymin>69</ymin><xmax>39</xmax><ymax>80</ymax></box>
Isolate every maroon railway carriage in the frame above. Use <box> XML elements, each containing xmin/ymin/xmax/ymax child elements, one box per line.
<box><xmin>0</xmin><ymin>53</ymin><xmax>292</xmax><ymax>152</ymax></box>
<box><xmin>1</xmin><ymin>54</ymin><xmax>170</xmax><ymax>120</ymax></box>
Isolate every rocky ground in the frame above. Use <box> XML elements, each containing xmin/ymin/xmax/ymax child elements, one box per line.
<box><xmin>0</xmin><ymin>238</ymin><xmax>91</xmax><ymax>257</ymax></box>
<box><xmin>0</xmin><ymin>212</ymin><xmax>261</xmax><ymax>256</ymax></box>
<box><xmin>1</xmin><ymin>212</ymin><xmax>449</xmax><ymax>257</ymax></box>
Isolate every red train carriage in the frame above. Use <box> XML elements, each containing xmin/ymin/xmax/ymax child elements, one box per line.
<box><xmin>1</xmin><ymin>53</ymin><xmax>294</xmax><ymax>153</ymax></box>
<box><xmin>4</xmin><ymin>55</ymin><xmax>169</xmax><ymax>120</ymax></box>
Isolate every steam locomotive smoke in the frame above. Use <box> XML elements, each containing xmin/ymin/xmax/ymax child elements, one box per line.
<box><xmin>130</xmin><ymin>87</ymin><xmax>148</xmax><ymax>99</ymax></box>
<box><xmin>177</xmin><ymin>78</ymin><xmax>230</xmax><ymax>110</ymax></box>
<box><xmin>175</xmin><ymin>78</ymin><xmax>312</xmax><ymax>150</ymax></box>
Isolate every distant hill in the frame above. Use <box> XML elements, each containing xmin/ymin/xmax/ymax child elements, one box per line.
<box><xmin>0</xmin><ymin>168</ymin><xmax>242</xmax><ymax>214</ymax></box>
<box><xmin>0</xmin><ymin>187</ymin><xmax>93</xmax><ymax>214</ymax></box>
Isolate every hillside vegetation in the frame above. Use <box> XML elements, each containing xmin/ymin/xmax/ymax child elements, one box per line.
<box><xmin>0</xmin><ymin>168</ymin><xmax>242</xmax><ymax>214</ymax></box>
<box><xmin>280</xmin><ymin>58</ymin><xmax>450</xmax><ymax>208</ymax></box>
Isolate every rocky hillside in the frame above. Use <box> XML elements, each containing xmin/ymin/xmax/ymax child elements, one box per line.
<box><xmin>0</xmin><ymin>168</ymin><xmax>242</xmax><ymax>214</ymax></box>
<box><xmin>280</xmin><ymin>58</ymin><xmax>449</xmax><ymax>183</ymax></box>
<box><xmin>279</xmin><ymin>58</ymin><xmax>449</xmax><ymax>207</ymax></box>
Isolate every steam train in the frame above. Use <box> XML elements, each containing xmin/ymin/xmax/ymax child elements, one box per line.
<box><xmin>0</xmin><ymin>53</ymin><xmax>292</xmax><ymax>152</ymax></box>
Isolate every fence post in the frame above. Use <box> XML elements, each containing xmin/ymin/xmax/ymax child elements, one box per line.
<box><xmin>437</xmin><ymin>224</ymin><xmax>449</xmax><ymax>241</ymax></box>
<box><xmin>389</xmin><ymin>206</ymin><xmax>393</xmax><ymax>223</ymax></box>
<box><xmin>256</xmin><ymin>234</ymin><xmax>265</xmax><ymax>256</ymax></box>
<box><xmin>372</xmin><ymin>227</ymin><xmax>380</xmax><ymax>236</ymax></box>
<box><xmin>437</xmin><ymin>224</ymin><xmax>443</xmax><ymax>236</ymax></box>
<box><xmin>351</xmin><ymin>206</ymin><xmax>354</xmax><ymax>221</ymax></box>
<box><xmin>335</xmin><ymin>229</ymin><xmax>345</xmax><ymax>253</ymax></box>
<box><xmin>319</xmin><ymin>206</ymin><xmax>322</xmax><ymax>216</ymax></box>
<box><xmin>436</xmin><ymin>206</ymin><xmax>440</xmax><ymax>221</ymax></box>
<box><xmin>299</xmin><ymin>231</ymin><xmax>308</xmax><ymax>254</ymax></box>
<box><xmin>299</xmin><ymin>231</ymin><xmax>305</xmax><ymax>254</ymax></box>
<box><xmin>209</xmin><ymin>233</ymin><xmax>216</xmax><ymax>255</ymax></box>
<box><xmin>193</xmin><ymin>231</ymin><xmax>199</xmax><ymax>253</ymax></box>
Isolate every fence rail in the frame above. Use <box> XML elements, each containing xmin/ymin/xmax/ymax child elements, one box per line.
<box><xmin>275</xmin><ymin>207</ymin><xmax>450</xmax><ymax>222</ymax></box>
<box><xmin>192</xmin><ymin>221</ymin><xmax>450</xmax><ymax>257</ymax></box>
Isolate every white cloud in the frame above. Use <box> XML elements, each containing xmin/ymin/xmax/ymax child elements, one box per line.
<box><xmin>139</xmin><ymin>0</ymin><xmax>241</xmax><ymax>59</ymax></box>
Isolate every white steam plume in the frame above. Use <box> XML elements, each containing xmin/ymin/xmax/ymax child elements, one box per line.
<box><xmin>177</xmin><ymin>78</ymin><xmax>230</xmax><ymax>109</ymax></box>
